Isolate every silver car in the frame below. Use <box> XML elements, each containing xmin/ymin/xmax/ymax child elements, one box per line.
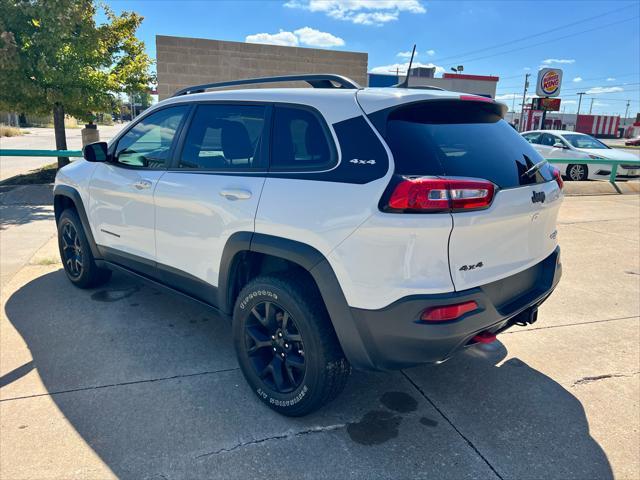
<box><xmin>522</xmin><ymin>130</ymin><xmax>640</xmax><ymax>181</ymax></box>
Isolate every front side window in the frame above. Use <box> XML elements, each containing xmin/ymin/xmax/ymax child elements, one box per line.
<box><xmin>271</xmin><ymin>106</ymin><xmax>334</xmax><ymax>170</ymax></box>
<box><xmin>114</xmin><ymin>106</ymin><xmax>188</xmax><ymax>168</ymax></box>
<box><xmin>562</xmin><ymin>134</ymin><xmax>610</xmax><ymax>149</ymax></box>
<box><xmin>179</xmin><ymin>104</ymin><xmax>267</xmax><ymax>170</ymax></box>
<box><xmin>523</xmin><ymin>133</ymin><xmax>541</xmax><ymax>144</ymax></box>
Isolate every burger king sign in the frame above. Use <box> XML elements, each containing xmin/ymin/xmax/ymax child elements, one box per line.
<box><xmin>536</xmin><ymin>68</ymin><xmax>563</xmax><ymax>98</ymax></box>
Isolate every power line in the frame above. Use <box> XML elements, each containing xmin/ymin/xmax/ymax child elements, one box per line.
<box><xmin>428</xmin><ymin>3</ymin><xmax>635</xmax><ymax>65</ymax></box>
<box><xmin>448</xmin><ymin>16</ymin><xmax>638</xmax><ymax>66</ymax></box>
<box><xmin>496</xmin><ymin>72</ymin><xmax>640</xmax><ymax>91</ymax></box>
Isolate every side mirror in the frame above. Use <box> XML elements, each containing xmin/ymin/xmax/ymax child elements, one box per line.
<box><xmin>83</xmin><ymin>141</ymin><xmax>108</xmax><ymax>162</ymax></box>
<box><xmin>553</xmin><ymin>142</ymin><xmax>566</xmax><ymax>149</ymax></box>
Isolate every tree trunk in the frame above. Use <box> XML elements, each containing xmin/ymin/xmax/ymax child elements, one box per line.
<box><xmin>53</xmin><ymin>102</ymin><xmax>69</xmax><ymax>169</ymax></box>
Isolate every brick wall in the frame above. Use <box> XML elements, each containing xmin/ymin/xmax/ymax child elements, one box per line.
<box><xmin>156</xmin><ymin>35</ymin><xmax>368</xmax><ymax>99</ymax></box>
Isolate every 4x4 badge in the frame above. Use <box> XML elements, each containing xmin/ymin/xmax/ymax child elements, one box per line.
<box><xmin>459</xmin><ymin>262</ymin><xmax>483</xmax><ymax>272</ymax></box>
<box><xmin>531</xmin><ymin>191</ymin><xmax>546</xmax><ymax>203</ymax></box>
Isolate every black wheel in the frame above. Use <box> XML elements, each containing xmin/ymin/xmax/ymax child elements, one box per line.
<box><xmin>233</xmin><ymin>275</ymin><xmax>351</xmax><ymax>416</ymax></box>
<box><xmin>57</xmin><ymin>209</ymin><xmax>111</xmax><ymax>288</ymax></box>
<box><xmin>567</xmin><ymin>164</ymin><xmax>588</xmax><ymax>181</ymax></box>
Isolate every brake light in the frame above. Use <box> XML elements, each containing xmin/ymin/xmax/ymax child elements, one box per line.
<box><xmin>421</xmin><ymin>301</ymin><xmax>479</xmax><ymax>322</ymax></box>
<box><xmin>459</xmin><ymin>95</ymin><xmax>494</xmax><ymax>103</ymax></box>
<box><xmin>552</xmin><ymin>168</ymin><xmax>564</xmax><ymax>190</ymax></box>
<box><xmin>387</xmin><ymin>178</ymin><xmax>495</xmax><ymax>212</ymax></box>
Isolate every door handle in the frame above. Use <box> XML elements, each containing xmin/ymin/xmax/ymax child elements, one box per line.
<box><xmin>132</xmin><ymin>179</ymin><xmax>153</xmax><ymax>190</ymax></box>
<box><xmin>219</xmin><ymin>189</ymin><xmax>252</xmax><ymax>201</ymax></box>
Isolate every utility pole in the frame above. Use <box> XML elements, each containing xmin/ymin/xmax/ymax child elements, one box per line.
<box><xmin>511</xmin><ymin>94</ymin><xmax>516</xmax><ymax>113</ymax></box>
<box><xmin>588</xmin><ymin>98</ymin><xmax>595</xmax><ymax>114</ymax></box>
<box><xmin>576</xmin><ymin>92</ymin><xmax>586</xmax><ymax>116</ymax></box>
<box><xmin>623</xmin><ymin>100</ymin><xmax>630</xmax><ymax>125</ymax></box>
<box><xmin>518</xmin><ymin>73</ymin><xmax>530</xmax><ymax>132</ymax></box>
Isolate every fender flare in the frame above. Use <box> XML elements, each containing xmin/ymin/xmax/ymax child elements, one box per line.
<box><xmin>219</xmin><ymin>232</ymin><xmax>375</xmax><ymax>370</ymax></box>
<box><xmin>53</xmin><ymin>185</ymin><xmax>101</xmax><ymax>259</ymax></box>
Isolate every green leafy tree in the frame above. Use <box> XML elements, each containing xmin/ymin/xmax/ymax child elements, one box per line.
<box><xmin>0</xmin><ymin>0</ymin><xmax>153</xmax><ymax>168</ymax></box>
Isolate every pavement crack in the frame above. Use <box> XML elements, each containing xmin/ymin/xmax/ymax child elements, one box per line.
<box><xmin>195</xmin><ymin>423</ymin><xmax>346</xmax><ymax>459</ymax></box>
<box><xmin>572</xmin><ymin>371</ymin><xmax>640</xmax><ymax>387</ymax></box>
<box><xmin>501</xmin><ymin>315</ymin><xmax>639</xmax><ymax>334</ymax></box>
<box><xmin>0</xmin><ymin>367</ymin><xmax>240</xmax><ymax>402</ymax></box>
<box><xmin>400</xmin><ymin>371</ymin><xmax>504</xmax><ymax>480</ymax></box>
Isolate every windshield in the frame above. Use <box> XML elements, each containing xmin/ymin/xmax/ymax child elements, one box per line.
<box><xmin>562</xmin><ymin>134</ymin><xmax>610</xmax><ymax>149</ymax></box>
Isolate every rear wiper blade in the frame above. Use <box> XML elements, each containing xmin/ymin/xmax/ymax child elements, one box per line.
<box><xmin>521</xmin><ymin>159</ymin><xmax>548</xmax><ymax>178</ymax></box>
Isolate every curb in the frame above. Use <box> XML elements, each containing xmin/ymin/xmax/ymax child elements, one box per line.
<box><xmin>563</xmin><ymin>181</ymin><xmax>640</xmax><ymax>196</ymax></box>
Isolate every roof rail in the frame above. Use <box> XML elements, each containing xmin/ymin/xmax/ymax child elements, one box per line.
<box><xmin>406</xmin><ymin>85</ymin><xmax>445</xmax><ymax>91</ymax></box>
<box><xmin>172</xmin><ymin>74</ymin><xmax>361</xmax><ymax>97</ymax></box>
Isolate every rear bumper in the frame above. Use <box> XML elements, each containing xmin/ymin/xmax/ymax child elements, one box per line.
<box><xmin>347</xmin><ymin>247</ymin><xmax>562</xmax><ymax>370</ymax></box>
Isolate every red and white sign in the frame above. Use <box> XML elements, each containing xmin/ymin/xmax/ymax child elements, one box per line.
<box><xmin>575</xmin><ymin>114</ymin><xmax>620</xmax><ymax>137</ymax></box>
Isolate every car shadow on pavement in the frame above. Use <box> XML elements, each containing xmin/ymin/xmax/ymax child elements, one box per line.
<box><xmin>2</xmin><ymin>269</ymin><xmax>613</xmax><ymax>479</ymax></box>
<box><xmin>0</xmin><ymin>204</ymin><xmax>54</xmax><ymax>230</ymax></box>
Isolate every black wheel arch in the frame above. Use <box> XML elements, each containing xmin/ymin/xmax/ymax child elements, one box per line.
<box><xmin>53</xmin><ymin>185</ymin><xmax>101</xmax><ymax>259</ymax></box>
<box><xmin>219</xmin><ymin>232</ymin><xmax>375</xmax><ymax>370</ymax></box>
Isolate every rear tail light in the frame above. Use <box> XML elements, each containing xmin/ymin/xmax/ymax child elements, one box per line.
<box><xmin>420</xmin><ymin>301</ymin><xmax>479</xmax><ymax>322</ymax></box>
<box><xmin>386</xmin><ymin>177</ymin><xmax>495</xmax><ymax>212</ymax></box>
<box><xmin>552</xmin><ymin>168</ymin><xmax>564</xmax><ymax>190</ymax></box>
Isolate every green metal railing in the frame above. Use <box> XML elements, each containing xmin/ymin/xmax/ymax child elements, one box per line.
<box><xmin>0</xmin><ymin>149</ymin><xmax>83</xmax><ymax>157</ymax></box>
<box><xmin>0</xmin><ymin>150</ymin><xmax>636</xmax><ymax>184</ymax></box>
<box><xmin>546</xmin><ymin>158</ymin><xmax>627</xmax><ymax>184</ymax></box>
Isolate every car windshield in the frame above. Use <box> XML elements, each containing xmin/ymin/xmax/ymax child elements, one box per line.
<box><xmin>562</xmin><ymin>134</ymin><xmax>610</xmax><ymax>149</ymax></box>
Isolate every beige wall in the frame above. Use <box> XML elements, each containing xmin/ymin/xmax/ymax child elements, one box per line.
<box><xmin>409</xmin><ymin>77</ymin><xmax>498</xmax><ymax>98</ymax></box>
<box><xmin>156</xmin><ymin>35</ymin><xmax>368</xmax><ymax>100</ymax></box>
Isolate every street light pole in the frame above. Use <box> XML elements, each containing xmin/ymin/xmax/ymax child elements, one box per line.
<box><xmin>576</xmin><ymin>92</ymin><xmax>586</xmax><ymax>115</ymax></box>
<box><xmin>623</xmin><ymin>100</ymin><xmax>630</xmax><ymax>125</ymax></box>
<box><xmin>588</xmin><ymin>98</ymin><xmax>595</xmax><ymax>115</ymax></box>
<box><xmin>518</xmin><ymin>73</ymin><xmax>530</xmax><ymax>132</ymax></box>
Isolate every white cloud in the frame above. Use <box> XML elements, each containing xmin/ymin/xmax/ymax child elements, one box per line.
<box><xmin>294</xmin><ymin>27</ymin><xmax>345</xmax><ymax>47</ymax></box>
<box><xmin>370</xmin><ymin>61</ymin><xmax>444</xmax><ymax>75</ymax></box>
<box><xmin>572</xmin><ymin>76</ymin><xmax>582</xmax><ymax>82</ymax></box>
<box><xmin>523</xmin><ymin>67</ymin><xmax>531</xmax><ymax>71</ymax></box>
<box><xmin>495</xmin><ymin>93</ymin><xmax>535</xmax><ymax>102</ymax></box>
<box><xmin>541</xmin><ymin>58</ymin><xmax>575</xmax><ymax>65</ymax></box>
<box><xmin>586</xmin><ymin>86</ymin><xmax>624</xmax><ymax>94</ymax></box>
<box><xmin>284</xmin><ymin>0</ymin><xmax>426</xmax><ymax>26</ymax></box>
<box><xmin>397</xmin><ymin>50</ymin><xmax>416</xmax><ymax>59</ymax></box>
<box><xmin>246</xmin><ymin>30</ymin><xmax>299</xmax><ymax>47</ymax></box>
<box><xmin>562</xmin><ymin>100</ymin><xmax>577</xmax><ymax>104</ymax></box>
<box><xmin>426</xmin><ymin>49</ymin><xmax>435</xmax><ymax>56</ymax></box>
<box><xmin>245</xmin><ymin>27</ymin><xmax>344</xmax><ymax>48</ymax></box>
<box><xmin>606</xmin><ymin>77</ymin><xmax>616</xmax><ymax>81</ymax></box>
<box><xmin>593</xmin><ymin>102</ymin><xmax>609</xmax><ymax>107</ymax></box>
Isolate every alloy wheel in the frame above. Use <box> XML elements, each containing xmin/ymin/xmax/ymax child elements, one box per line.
<box><xmin>569</xmin><ymin>165</ymin><xmax>586</xmax><ymax>181</ymax></box>
<box><xmin>244</xmin><ymin>301</ymin><xmax>306</xmax><ymax>393</ymax></box>
<box><xmin>61</xmin><ymin>222</ymin><xmax>84</xmax><ymax>278</ymax></box>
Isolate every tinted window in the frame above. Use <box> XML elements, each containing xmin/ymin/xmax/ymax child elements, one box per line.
<box><xmin>523</xmin><ymin>133</ymin><xmax>541</xmax><ymax>144</ymax></box>
<box><xmin>382</xmin><ymin>101</ymin><xmax>554</xmax><ymax>188</ymax></box>
<box><xmin>271</xmin><ymin>106</ymin><xmax>334</xmax><ymax>170</ymax></box>
<box><xmin>562</xmin><ymin>134</ymin><xmax>610</xmax><ymax>149</ymax></box>
<box><xmin>115</xmin><ymin>106</ymin><xmax>188</xmax><ymax>168</ymax></box>
<box><xmin>179</xmin><ymin>104</ymin><xmax>267</xmax><ymax>169</ymax></box>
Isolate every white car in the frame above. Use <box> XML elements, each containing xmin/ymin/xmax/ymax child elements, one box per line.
<box><xmin>54</xmin><ymin>75</ymin><xmax>563</xmax><ymax>416</ymax></box>
<box><xmin>522</xmin><ymin>130</ymin><xmax>640</xmax><ymax>181</ymax></box>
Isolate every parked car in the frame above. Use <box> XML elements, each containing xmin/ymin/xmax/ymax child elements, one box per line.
<box><xmin>54</xmin><ymin>75</ymin><xmax>563</xmax><ymax>416</ymax></box>
<box><xmin>625</xmin><ymin>136</ymin><xmax>640</xmax><ymax>146</ymax></box>
<box><xmin>522</xmin><ymin>130</ymin><xmax>640</xmax><ymax>181</ymax></box>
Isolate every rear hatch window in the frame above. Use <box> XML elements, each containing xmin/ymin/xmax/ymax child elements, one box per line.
<box><xmin>369</xmin><ymin>100</ymin><xmax>555</xmax><ymax>188</ymax></box>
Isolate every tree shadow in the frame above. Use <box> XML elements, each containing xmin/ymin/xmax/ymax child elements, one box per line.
<box><xmin>2</xmin><ymin>269</ymin><xmax>613</xmax><ymax>479</ymax></box>
<box><xmin>0</xmin><ymin>204</ymin><xmax>54</xmax><ymax>230</ymax></box>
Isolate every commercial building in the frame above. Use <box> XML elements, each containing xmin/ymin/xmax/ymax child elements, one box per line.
<box><xmin>369</xmin><ymin>67</ymin><xmax>499</xmax><ymax>98</ymax></box>
<box><xmin>156</xmin><ymin>35</ymin><xmax>368</xmax><ymax>100</ymax></box>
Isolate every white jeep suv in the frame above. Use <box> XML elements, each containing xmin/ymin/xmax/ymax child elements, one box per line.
<box><xmin>54</xmin><ymin>75</ymin><xmax>563</xmax><ymax>416</ymax></box>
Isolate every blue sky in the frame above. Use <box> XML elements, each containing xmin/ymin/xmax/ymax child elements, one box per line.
<box><xmin>104</xmin><ymin>0</ymin><xmax>639</xmax><ymax>116</ymax></box>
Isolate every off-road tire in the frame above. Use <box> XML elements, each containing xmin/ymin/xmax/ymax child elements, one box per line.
<box><xmin>57</xmin><ymin>209</ymin><xmax>111</xmax><ymax>288</ymax></box>
<box><xmin>233</xmin><ymin>274</ymin><xmax>351</xmax><ymax>416</ymax></box>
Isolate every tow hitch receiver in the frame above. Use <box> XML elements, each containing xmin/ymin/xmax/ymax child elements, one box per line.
<box><xmin>514</xmin><ymin>307</ymin><xmax>539</xmax><ymax>326</ymax></box>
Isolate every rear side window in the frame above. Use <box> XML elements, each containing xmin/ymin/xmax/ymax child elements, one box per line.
<box><xmin>271</xmin><ymin>106</ymin><xmax>335</xmax><ymax>170</ymax></box>
<box><xmin>179</xmin><ymin>104</ymin><xmax>267</xmax><ymax>170</ymax></box>
<box><xmin>379</xmin><ymin>101</ymin><xmax>554</xmax><ymax>188</ymax></box>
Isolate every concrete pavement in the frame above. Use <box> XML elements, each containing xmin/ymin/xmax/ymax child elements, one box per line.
<box><xmin>0</xmin><ymin>194</ymin><xmax>638</xmax><ymax>479</ymax></box>
<box><xmin>0</xmin><ymin>124</ymin><xmax>126</xmax><ymax>181</ymax></box>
